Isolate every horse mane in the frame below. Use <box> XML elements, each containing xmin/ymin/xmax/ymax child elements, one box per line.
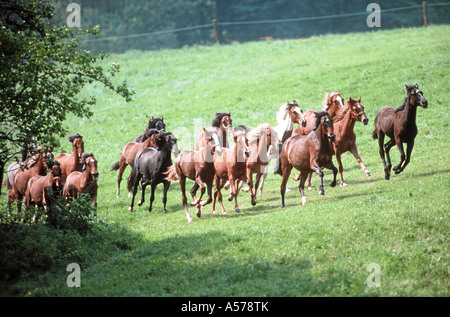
<box><xmin>146</xmin><ymin>116</ymin><xmax>164</xmax><ymax>129</ymax></box>
<box><xmin>331</xmin><ymin>101</ymin><xmax>350</xmax><ymax>123</ymax></box>
<box><xmin>211</xmin><ymin>112</ymin><xmax>230</xmax><ymax>128</ymax></box>
<box><xmin>141</xmin><ymin>128</ymin><xmax>161</xmax><ymax>141</ymax></box>
<box><xmin>246</xmin><ymin>123</ymin><xmax>279</xmax><ymax>145</ymax></box>
<box><xmin>321</xmin><ymin>91</ymin><xmax>339</xmax><ymax>110</ymax></box>
<box><xmin>26</xmin><ymin>146</ymin><xmax>46</xmax><ymax>168</ymax></box>
<box><xmin>395</xmin><ymin>97</ymin><xmax>409</xmax><ymax>112</ymax></box>
<box><xmin>275</xmin><ymin>101</ymin><xmax>298</xmax><ymax>124</ymax></box>
<box><xmin>68</xmin><ymin>133</ymin><xmax>83</xmax><ymax>143</ymax></box>
<box><xmin>202</xmin><ymin>126</ymin><xmax>219</xmax><ymax>137</ymax></box>
<box><xmin>81</xmin><ymin>152</ymin><xmax>94</xmax><ymax>160</ymax></box>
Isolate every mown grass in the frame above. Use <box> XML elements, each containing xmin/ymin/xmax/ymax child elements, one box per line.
<box><xmin>2</xmin><ymin>25</ymin><xmax>449</xmax><ymax>296</ymax></box>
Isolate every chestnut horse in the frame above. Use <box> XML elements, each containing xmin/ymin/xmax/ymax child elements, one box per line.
<box><xmin>280</xmin><ymin>110</ymin><xmax>337</xmax><ymax>207</ymax></box>
<box><xmin>211</xmin><ymin>131</ymin><xmax>253</xmax><ymax>214</ymax></box>
<box><xmin>54</xmin><ymin>133</ymin><xmax>84</xmax><ymax>182</ymax></box>
<box><xmin>243</xmin><ymin>123</ymin><xmax>280</xmax><ymax>200</ymax></box>
<box><xmin>273</xmin><ymin>101</ymin><xmax>307</xmax><ymax>143</ymax></box>
<box><xmin>63</xmin><ymin>153</ymin><xmax>99</xmax><ymax>208</ymax></box>
<box><xmin>134</xmin><ymin>116</ymin><xmax>166</xmax><ymax>142</ymax></box>
<box><xmin>329</xmin><ymin>97</ymin><xmax>370</xmax><ymax>186</ymax></box>
<box><xmin>8</xmin><ymin>147</ymin><xmax>51</xmax><ymax>213</ymax></box>
<box><xmin>25</xmin><ymin>160</ymin><xmax>62</xmax><ymax>211</ymax></box>
<box><xmin>110</xmin><ymin>129</ymin><xmax>160</xmax><ymax>197</ymax></box>
<box><xmin>166</xmin><ymin>127</ymin><xmax>223</xmax><ymax>223</ymax></box>
<box><xmin>195</xmin><ymin>111</ymin><xmax>233</xmax><ymax>150</ymax></box>
<box><xmin>372</xmin><ymin>84</ymin><xmax>428</xmax><ymax>180</ymax></box>
<box><xmin>128</xmin><ymin>132</ymin><xmax>179</xmax><ymax>213</ymax></box>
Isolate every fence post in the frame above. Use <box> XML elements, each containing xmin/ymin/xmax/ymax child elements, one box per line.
<box><xmin>212</xmin><ymin>18</ymin><xmax>220</xmax><ymax>44</ymax></box>
<box><xmin>422</xmin><ymin>2</ymin><xmax>428</xmax><ymax>26</ymax></box>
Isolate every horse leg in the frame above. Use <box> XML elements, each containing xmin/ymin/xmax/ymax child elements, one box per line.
<box><xmin>189</xmin><ymin>183</ymin><xmax>199</xmax><ymax>206</ymax></box>
<box><xmin>306</xmin><ymin>172</ymin><xmax>313</xmax><ymax>190</ymax></box>
<box><xmin>200</xmin><ymin>181</ymin><xmax>213</xmax><ymax>207</ymax></box>
<box><xmin>324</xmin><ymin>160</ymin><xmax>338</xmax><ymax>188</ymax></box>
<box><xmin>116</xmin><ymin>157</ymin><xmax>127</xmax><ymax>198</ymax></box>
<box><xmin>215</xmin><ymin>179</ymin><xmax>227</xmax><ymax>215</ymax></box>
<box><xmin>298</xmin><ymin>172</ymin><xmax>309</xmax><ymax>205</ymax></box>
<box><xmin>129</xmin><ymin>173</ymin><xmax>142</xmax><ymax>212</ymax></box>
<box><xmin>395</xmin><ymin>140</ymin><xmax>414</xmax><ymax>174</ymax></box>
<box><xmin>377</xmin><ymin>131</ymin><xmax>390</xmax><ymax>180</ymax></box>
<box><xmin>180</xmin><ymin>175</ymin><xmax>192</xmax><ymax>223</ymax></box>
<box><xmin>280</xmin><ymin>163</ymin><xmax>293</xmax><ymax>208</ymax></box>
<box><xmin>349</xmin><ymin>144</ymin><xmax>371</xmax><ymax>177</ymax></box>
<box><xmin>393</xmin><ymin>137</ymin><xmax>406</xmax><ymax>173</ymax></box>
<box><xmin>227</xmin><ymin>176</ymin><xmax>236</xmax><ymax>202</ymax></box>
<box><xmin>211</xmin><ymin>177</ymin><xmax>220</xmax><ymax>214</ymax></box>
<box><xmin>138</xmin><ymin>178</ymin><xmax>148</xmax><ymax>207</ymax></box>
<box><xmin>335</xmin><ymin>151</ymin><xmax>346</xmax><ymax>187</ymax></box>
<box><xmin>258</xmin><ymin>168</ymin><xmax>268</xmax><ymax>195</ymax></box>
<box><xmin>254</xmin><ymin>172</ymin><xmax>263</xmax><ymax>200</ymax></box>
<box><xmin>162</xmin><ymin>181</ymin><xmax>170</xmax><ymax>214</ymax></box>
<box><xmin>148</xmin><ymin>182</ymin><xmax>156</xmax><ymax>213</ymax></box>
<box><xmin>313</xmin><ymin>166</ymin><xmax>325</xmax><ymax>195</ymax></box>
<box><xmin>246</xmin><ymin>170</ymin><xmax>257</xmax><ymax>206</ymax></box>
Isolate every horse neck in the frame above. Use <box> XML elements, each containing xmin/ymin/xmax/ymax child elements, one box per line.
<box><xmin>402</xmin><ymin>100</ymin><xmax>418</xmax><ymax>126</ymax></box>
<box><xmin>220</xmin><ymin>127</ymin><xmax>228</xmax><ymax>148</ymax></box>
<box><xmin>158</xmin><ymin>144</ymin><xmax>173</xmax><ymax>167</ymax></box>
<box><xmin>275</xmin><ymin>114</ymin><xmax>293</xmax><ymax>137</ymax></box>
<box><xmin>337</xmin><ymin>106</ymin><xmax>356</xmax><ymax>135</ymax></box>
<box><xmin>30</xmin><ymin>156</ymin><xmax>46</xmax><ymax>175</ymax></box>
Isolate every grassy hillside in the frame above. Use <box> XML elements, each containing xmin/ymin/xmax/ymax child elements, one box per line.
<box><xmin>3</xmin><ymin>25</ymin><xmax>449</xmax><ymax>296</ymax></box>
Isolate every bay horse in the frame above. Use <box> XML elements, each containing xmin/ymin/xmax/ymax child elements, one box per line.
<box><xmin>134</xmin><ymin>116</ymin><xmax>166</xmax><ymax>142</ymax></box>
<box><xmin>54</xmin><ymin>133</ymin><xmax>84</xmax><ymax>182</ymax></box>
<box><xmin>128</xmin><ymin>132</ymin><xmax>179</xmax><ymax>213</ymax></box>
<box><xmin>62</xmin><ymin>153</ymin><xmax>99</xmax><ymax>209</ymax></box>
<box><xmin>372</xmin><ymin>84</ymin><xmax>428</xmax><ymax>180</ymax></box>
<box><xmin>166</xmin><ymin>127</ymin><xmax>223</xmax><ymax>223</ymax></box>
<box><xmin>280</xmin><ymin>110</ymin><xmax>337</xmax><ymax>207</ymax></box>
<box><xmin>24</xmin><ymin>160</ymin><xmax>62</xmax><ymax>212</ymax></box>
<box><xmin>110</xmin><ymin>129</ymin><xmax>160</xmax><ymax>197</ymax></box>
<box><xmin>195</xmin><ymin>111</ymin><xmax>233</xmax><ymax>150</ymax></box>
<box><xmin>8</xmin><ymin>147</ymin><xmax>52</xmax><ymax>213</ymax></box>
<box><xmin>211</xmin><ymin>131</ymin><xmax>253</xmax><ymax>214</ymax></box>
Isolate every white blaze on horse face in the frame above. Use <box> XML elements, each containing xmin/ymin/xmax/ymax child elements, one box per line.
<box><xmin>212</xmin><ymin>134</ymin><xmax>222</xmax><ymax>155</ymax></box>
<box><xmin>336</xmin><ymin>96</ymin><xmax>344</xmax><ymax>107</ymax></box>
<box><xmin>293</xmin><ymin>108</ymin><xmax>306</xmax><ymax>122</ymax></box>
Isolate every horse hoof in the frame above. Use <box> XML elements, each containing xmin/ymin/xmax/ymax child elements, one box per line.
<box><xmin>251</xmin><ymin>200</ymin><xmax>257</xmax><ymax>206</ymax></box>
<box><xmin>395</xmin><ymin>169</ymin><xmax>402</xmax><ymax>175</ymax></box>
<box><xmin>340</xmin><ymin>183</ymin><xmax>348</xmax><ymax>188</ymax></box>
<box><xmin>128</xmin><ymin>192</ymin><xmax>132</xmax><ymax>198</ymax></box>
<box><xmin>319</xmin><ymin>190</ymin><xmax>324</xmax><ymax>195</ymax></box>
<box><xmin>128</xmin><ymin>207</ymin><xmax>133</xmax><ymax>212</ymax></box>
<box><xmin>211</xmin><ymin>210</ymin><xmax>217</xmax><ymax>214</ymax></box>
<box><xmin>162</xmin><ymin>210</ymin><xmax>167</xmax><ymax>215</ymax></box>
<box><xmin>138</xmin><ymin>201</ymin><xmax>143</xmax><ymax>206</ymax></box>
<box><xmin>235</xmin><ymin>208</ymin><xmax>241</xmax><ymax>213</ymax></box>
<box><xmin>285</xmin><ymin>188</ymin><xmax>292</xmax><ymax>193</ymax></box>
<box><xmin>302</xmin><ymin>197</ymin><xmax>307</xmax><ymax>205</ymax></box>
<box><xmin>221</xmin><ymin>211</ymin><xmax>228</xmax><ymax>215</ymax></box>
<box><xmin>330</xmin><ymin>181</ymin><xmax>337</xmax><ymax>188</ymax></box>
<box><xmin>227</xmin><ymin>195</ymin><xmax>233</xmax><ymax>202</ymax></box>
<box><xmin>366</xmin><ymin>172</ymin><xmax>371</xmax><ymax>177</ymax></box>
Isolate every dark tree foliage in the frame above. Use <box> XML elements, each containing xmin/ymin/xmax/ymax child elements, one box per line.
<box><xmin>0</xmin><ymin>0</ymin><xmax>134</xmax><ymax>191</ymax></box>
<box><xmin>48</xmin><ymin>0</ymin><xmax>450</xmax><ymax>53</ymax></box>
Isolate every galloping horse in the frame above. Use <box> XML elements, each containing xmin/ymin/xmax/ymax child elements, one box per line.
<box><xmin>330</xmin><ymin>97</ymin><xmax>370</xmax><ymax>187</ymax></box>
<box><xmin>8</xmin><ymin>147</ymin><xmax>51</xmax><ymax>213</ymax></box>
<box><xmin>54</xmin><ymin>133</ymin><xmax>84</xmax><ymax>182</ymax></box>
<box><xmin>195</xmin><ymin>112</ymin><xmax>233</xmax><ymax>150</ymax></box>
<box><xmin>25</xmin><ymin>160</ymin><xmax>62</xmax><ymax>211</ymax></box>
<box><xmin>273</xmin><ymin>101</ymin><xmax>307</xmax><ymax>143</ymax></box>
<box><xmin>280</xmin><ymin>110</ymin><xmax>337</xmax><ymax>207</ymax></box>
<box><xmin>372</xmin><ymin>84</ymin><xmax>428</xmax><ymax>180</ymax></box>
<box><xmin>134</xmin><ymin>116</ymin><xmax>166</xmax><ymax>142</ymax></box>
<box><xmin>128</xmin><ymin>132</ymin><xmax>179</xmax><ymax>213</ymax></box>
<box><xmin>243</xmin><ymin>123</ymin><xmax>280</xmax><ymax>199</ymax></box>
<box><xmin>211</xmin><ymin>131</ymin><xmax>253</xmax><ymax>214</ymax></box>
<box><xmin>110</xmin><ymin>129</ymin><xmax>160</xmax><ymax>197</ymax></box>
<box><xmin>63</xmin><ymin>153</ymin><xmax>99</xmax><ymax>208</ymax></box>
<box><xmin>166</xmin><ymin>127</ymin><xmax>223</xmax><ymax>223</ymax></box>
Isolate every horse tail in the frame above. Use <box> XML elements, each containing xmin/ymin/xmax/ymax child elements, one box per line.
<box><xmin>110</xmin><ymin>161</ymin><xmax>120</xmax><ymax>171</ymax></box>
<box><xmin>371</xmin><ymin>130</ymin><xmax>378</xmax><ymax>140</ymax></box>
<box><xmin>164</xmin><ymin>165</ymin><xmax>179</xmax><ymax>182</ymax></box>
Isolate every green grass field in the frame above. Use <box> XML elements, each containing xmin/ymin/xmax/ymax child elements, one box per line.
<box><xmin>3</xmin><ymin>25</ymin><xmax>449</xmax><ymax>296</ymax></box>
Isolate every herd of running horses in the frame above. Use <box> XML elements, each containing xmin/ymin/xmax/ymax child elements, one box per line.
<box><xmin>4</xmin><ymin>84</ymin><xmax>428</xmax><ymax>223</ymax></box>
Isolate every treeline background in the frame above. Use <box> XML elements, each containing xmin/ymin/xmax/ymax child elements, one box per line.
<box><xmin>50</xmin><ymin>0</ymin><xmax>450</xmax><ymax>53</ymax></box>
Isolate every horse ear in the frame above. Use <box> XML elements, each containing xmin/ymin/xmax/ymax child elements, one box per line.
<box><xmin>228</xmin><ymin>111</ymin><xmax>231</xmax><ymax>115</ymax></box>
<box><xmin>358</xmin><ymin>96</ymin><xmax>361</xmax><ymax>102</ymax></box>
<box><xmin>82</xmin><ymin>163</ymin><xmax>86</xmax><ymax>172</ymax></box>
<box><xmin>160</xmin><ymin>116</ymin><xmax>163</xmax><ymax>120</ymax></box>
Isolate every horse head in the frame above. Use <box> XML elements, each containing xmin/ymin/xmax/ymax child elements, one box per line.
<box><xmin>233</xmin><ymin>131</ymin><xmax>251</xmax><ymax>159</ymax></box>
<box><xmin>323</xmin><ymin>91</ymin><xmax>345</xmax><ymax>117</ymax></box>
<box><xmin>313</xmin><ymin>110</ymin><xmax>335</xmax><ymax>143</ymax></box>
<box><xmin>81</xmin><ymin>153</ymin><xmax>99</xmax><ymax>180</ymax></box>
<box><xmin>203</xmin><ymin>127</ymin><xmax>223</xmax><ymax>156</ymax></box>
<box><xmin>147</xmin><ymin>116</ymin><xmax>166</xmax><ymax>131</ymax></box>
<box><xmin>68</xmin><ymin>133</ymin><xmax>84</xmax><ymax>163</ymax></box>
<box><xmin>288</xmin><ymin>101</ymin><xmax>307</xmax><ymax>127</ymax></box>
<box><xmin>163</xmin><ymin>132</ymin><xmax>180</xmax><ymax>158</ymax></box>
<box><xmin>406</xmin><ymin>84</ymin><xmax>428</xmax><ymax>108</ymax></box>
<box><xmin>50</xmin><ymin>160</ymin><xmax>63</xmax><ymax>190</ymax></box>
<box><xmin>348</xmin><ymin>97</ymin><xmax>369</xmax><ymax>125</ymax></box>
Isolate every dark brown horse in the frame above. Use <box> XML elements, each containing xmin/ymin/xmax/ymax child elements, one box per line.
<box><xmin>63</xmin><ymin>153</ymin><xmax>99</xmax><ymax>208</ymax></box>
<box><xmin>24</xmin><ymin>160</ymin><xmax>62</xmax><ymax>211</ymax></box>
<box><xmin>280</xmin><ymin>110</ymin><xmax>337</xmax><ymax>207</ymax></box>
<box><xmin>211</xmin><ymin>131</ymin><xmax>253</xmax><ymax>214</ymax></box>
<box><xmin>54</xmin><ymin>133</ymin><xmax>84</xmax><ymax>182</ymax></box>
<box><xmin>195</xmin><ymin>112</ymin><xmax>233</xmax><ymax>150</ymax></box>
<box><xmin>110</xmin><ymin>129</ymin><xmax>160</xmax><ymax>197</ymax></box>
<box><xmin>128</xmin><ymin>132</ymin><xmax>179</xmax><ymax>213</ymax></box>
<box><xmin>166</xmin><ymin>127</ymin><xmax>223</xmax><ymax>223</ymax></box>
<box><xmin>8</xmin><ymin>147</ymin><xmax>51</xmax><ymax>213</ymax></box>
<box><xmin>372</xmin><ymin>84</ymin><xmax>428</xmax><ymax>180</ymax></box>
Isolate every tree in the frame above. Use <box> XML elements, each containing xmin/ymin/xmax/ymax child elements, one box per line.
<box><xmin>0</xmin><ymin>0</ymin><xmax>134</xmax><ymax>193</ymax></box>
